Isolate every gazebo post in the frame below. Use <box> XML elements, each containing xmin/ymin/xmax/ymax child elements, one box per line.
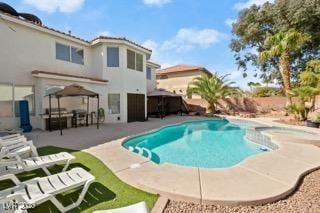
<box><xmin>57</xmin><ymin>96</ymin><xmax>62</xmax><ymax>136</ymax></box>
<box><xmin>97</xmin><ymin>94</ymin><xmax>100</xmax><ymax>129</ymax></box>
<box><xmin>161</xmin><ymin>96</ymin><xmax>164</xmax><ymax>119</ymax></box>
<box><xmin>86</xmin><ymin>96</ymin><xmax>89</xmax><ymax>126</ymax></box>
<box><xmin>49</xmin><ymin>94</ymin><xmax>52</xmax><ymax>131</ymax></box>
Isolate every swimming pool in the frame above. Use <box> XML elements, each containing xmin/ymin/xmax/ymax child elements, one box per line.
<box><xmin>123</xmin><ymin>119</ymin><xmax>271</xmax><ymax>168</ymax></box>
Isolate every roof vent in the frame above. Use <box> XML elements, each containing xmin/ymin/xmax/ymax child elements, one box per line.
<box><xmin>0</xmin><ymin>2</ymin><xmax>19</xmax><ymax>16</ymax></box>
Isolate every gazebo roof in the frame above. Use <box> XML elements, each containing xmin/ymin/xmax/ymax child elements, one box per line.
<box><xmin>49</xmin><ymin>84</ymin><xmax>98</xmax><ymax>97</ymax></box>
<box><xmin>147</xmin><ymin>89</ymin><xmax>181</xmax><ymax>97</ymax></box>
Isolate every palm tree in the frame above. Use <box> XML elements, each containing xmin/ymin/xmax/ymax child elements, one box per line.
<box><xmin>187</xmin><ymin>74</ymin><xmax>241</xmax><ymax>113</ymax></box>
<box><xmin>258</xmin><ymin>29</ymin><xmax>311</xmax><ymax>106</ymax></box>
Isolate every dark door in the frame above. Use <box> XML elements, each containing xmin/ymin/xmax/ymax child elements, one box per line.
<box><xmin>127</xmin><ymin>93</ymin><xmax>145</xmax><ymax>122</ymax></box>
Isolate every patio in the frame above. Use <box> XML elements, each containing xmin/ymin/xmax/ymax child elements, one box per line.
<box><xmin>26</xmin><ymin>116</ymin><xmax>206</xmax><ymax>150</ymax></box>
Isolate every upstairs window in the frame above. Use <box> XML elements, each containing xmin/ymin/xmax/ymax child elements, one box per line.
<box><xmin>107</xmin><ymin>47</ymin><xmax>119</xmax><ymax>67</ymax></box>
<box><xmin>56</xmin><ymin>43</ymin><xmax>84</xmax><ymax>65</ymax></box>
<box><xmin>127</xmin><ymin>49</ymin><xmax>144</xmax><ymax>72</ymax></box>
<box><xmin>135</xmin><ymin>53</ymin><xmax>143</xmax><ymax>71</ymax></box>
<box><xmin>127</xmin><ymin>49</ymin><xmax>135</xmax><ymax>70</ymax></box>
<box><xmin>71</xmin><ymin>47</ymin><xmax>84</xmax><ymax>65</ymax></box>
<box><xmin>146</xmin><ymin>67</ymin><xmax>152</xmax><ymax>80</ymax></box>
<box><xmin>56</xmin><ymin>43</ymin><xmax>70</xmax><ymax>62</ymax></box>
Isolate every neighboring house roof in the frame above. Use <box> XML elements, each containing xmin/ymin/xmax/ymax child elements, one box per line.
<box><xmin>31</xmin><ymin>70</ymin><xmax>108</xmax><ymax>84</ymax></box>
<box><xmin>156</xmin><ymin>65</ymin><xmax>211</xmax><ymax>76</ymax></box>
<box><xmin>0</xmin><ymin>12</ymin><xmax>151</xmax><ymax>52</ymax></box>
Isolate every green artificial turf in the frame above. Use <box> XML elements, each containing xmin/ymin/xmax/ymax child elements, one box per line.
<box><xmin>0</xmin><ymin>146</ymin><xmax>158</xmax><ymax>212</ymax></box>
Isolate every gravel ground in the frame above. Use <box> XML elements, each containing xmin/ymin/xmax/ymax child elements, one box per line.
<box><xmin>164</xmin><ymin>169</ymin><xmax>320</xmax><ymax>213</ymax></box>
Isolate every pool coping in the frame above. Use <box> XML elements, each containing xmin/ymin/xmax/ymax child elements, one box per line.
<box><xmin>84</xmin><ymin>117</ymin><xmax>320</xmax><ymax>205</ymax></box>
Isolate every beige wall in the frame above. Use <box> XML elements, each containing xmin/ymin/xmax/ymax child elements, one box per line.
<box><xmin>156</xmin><ymin>70</ymin><xmax>207</xmax><ymax>98</ymax></box>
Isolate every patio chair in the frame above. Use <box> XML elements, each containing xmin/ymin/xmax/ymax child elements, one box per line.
<box><xmin>0</xmin><ymin>151</ymin><xmax>75</xmax><ymax>176</ymax></box>
<box><xmin>93</xmin><ymin>201</ymin><xmax>148</xmax><ymax>213</ymax></box>
<box><xmin>0</xmin><ymin>167</ymin><xmax>95</xmax><ymax>213</ymax></box>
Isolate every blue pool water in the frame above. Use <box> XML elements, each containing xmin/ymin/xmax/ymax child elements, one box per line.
<box><xmin>123</xmin><ymin>119</ymin><xmax>269</xmax><ymax>168</ymax></box>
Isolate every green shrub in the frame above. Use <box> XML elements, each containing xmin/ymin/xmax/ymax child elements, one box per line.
<box><xmin>253</xmin><ymin>86</ymin><xmax>281</xmax><ymax>97</ymax></box>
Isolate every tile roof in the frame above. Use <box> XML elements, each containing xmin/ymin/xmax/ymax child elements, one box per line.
<box><xmin>156</xmin><ymin>65</ymin><xmax>211</xmax><ymax>76</ymax></box>
<box><xmin>91</xmin><ymin>36</ymin><xmax>151</xmax><ymax>52</ymax></box>
<box><xmin>0</xmin><ymin>12</ymin><xmax>151</xmax><ymax>51</ymax></box>
<box><xmin>31</xmin><ymin>70</ymin><xmax>108</xmax><ymax>83</ymax></box>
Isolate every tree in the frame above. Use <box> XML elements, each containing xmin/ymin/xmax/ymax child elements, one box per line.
<box><xmin>247</xmin><ymin>82</ymin><xmax>261</xmax><ymax>94</ymax></box>
<box><xmin>305</xmin><ymin>59</ymin><xmax>320</xmax><ymax>73</ymax></box>
<box><xmin>288</xmin><ymin>86</ymin><xmax>320</xmax><ymax>120</ymax></box>
<box><xmin>258</xmin><ymin>29</ymin><xmax>311</xmax><ymax>105</ymax></box>
<box><xmin>230</xmin><ymin>0</ymin><xmax>320</xmax><ymax>83</ymax></box>
<box><xmin>187</xmin><ymin>74</ymin><xmax>241</xmax><ymax>113</ymax></box>
<box><xmin>287</xmin><ymin>65</ymin><xmax>320</xmax><ymax>120</ymax></box>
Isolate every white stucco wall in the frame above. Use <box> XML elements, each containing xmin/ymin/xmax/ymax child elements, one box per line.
<box><xmin>0</xmin><ymin>14</ymin><xmax>154</xmax><ymax>129</ymax></box>
<box><xmin>147</xmin><ymin>66</ymin><xmax>158</xmax><ymax>92</ymax></box>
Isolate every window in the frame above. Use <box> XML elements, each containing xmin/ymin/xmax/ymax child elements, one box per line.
<box><xmin>0</xmin><ymin>84</ymin><xmax>13</xmax><ymax>117</ymax></box>
<box><xmin>127</xmin><ymin>49</ymin><xmax>135</xmax><ymax>70</ymax></box>
<box><xmin>14</xmin><ymin>86</ymin><xmax>35</xmax><ymax>116</ymax></box>
<box><xmin>135</xmin><ymin>53</ymin><xmax>143</xmax><ymax>71</ymax></box>
<box><xmin>0</xmin><ymin>84</ymin><xmax>35</xmax><ymax>118</ymax></box>
<box><xmin>146</xmin><ymin>67</ymin><xmax>152</xmax><ymax>80</ymax></box>
<box><xmin>56</xmin><ymin>43</ymin><xmax>70</xmax><ymax>62</ymax></box>
<box><xmin>127</xmin><ymin>49</ymin><xmax>144</xmax><ymax>71</ymax></box>
<box><xmin>108</xmin><ymin>94</ymin><xmax>120</xmax><ymax>114</ymax></box>
<box><xmin>71</xmin><ymin>47</ymin><xmax>84</xmax><ymax>65</ymax></box>
<box><xmin>107</xmin><ymin>47</ymin><xmax>119</xmax><ymax>67</ymax></box>
<box><xmin>56</xmin><ymin>43</ymin><xmax>84</xmax><ymax>65</ymax></box>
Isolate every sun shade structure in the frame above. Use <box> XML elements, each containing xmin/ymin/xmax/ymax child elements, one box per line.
<box><xmin>46</xmin><ymin>84</ymin><xmax>100</xmax><ymax>135</ymax></box>
<box><xmin>147</xmin><ymin>89</ymin><xmax>182</xmax><ymax>97</ymax></box>
<box><xmin>147</xmin><ymin>89</ymin><xmax>188</xmax><ymax>118</ymax></box>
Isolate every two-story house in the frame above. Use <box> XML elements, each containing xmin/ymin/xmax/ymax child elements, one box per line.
<box><xmin>0</xmin><ymin>12</ymin><xmax>160</xmax><ymax>130</ymax></box>
<box><xmin>156</xmin><ymin>65</ymin><xmax>211</xmax><ymax>98</ymax></box>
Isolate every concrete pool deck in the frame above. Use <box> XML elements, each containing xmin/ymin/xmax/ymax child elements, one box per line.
<box><xmin>84</xmin><ymin>117</ymin><xmax>320</xmax><ymax>205</ymax></box>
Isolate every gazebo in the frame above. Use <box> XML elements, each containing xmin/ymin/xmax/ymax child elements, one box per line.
<box><xmin>46</xmin><ymin>84</ymin><xmax>100</xmax><ymax>135</ymax></box>
<box><xmin>147</xmin><ymin>89</ymin><xmax>188</xmax><ymax>118</ymax></box>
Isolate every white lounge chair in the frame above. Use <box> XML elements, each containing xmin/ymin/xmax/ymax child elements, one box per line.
<box><xmin>0</xmin><ymin>137</ymin><xmax>38</xmax><ymax>158</ymax></box>
<box><xmin>93</xmin><ymin>201</ymin><xmax>148</xmax><ymax>213</ymax></box>
<box><xmin>0</xmin><ymin>151</ymin><xmax>75</xmax><ymax>176</ymax></box>
<box><xmin>0</xmin><ymin>167</ymin><xmax>95</xmax><ymax>213</ymax></box>
<box><xmin>0</xmin><ymin>133</ymin><xmax>23</xmax><ymax>141</ymax></box>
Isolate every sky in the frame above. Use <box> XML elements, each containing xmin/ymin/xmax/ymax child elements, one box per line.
<box><xmin>5</xmin><ymin>0</ymin><xmax>273</xmax><ymax>88</ymax></box>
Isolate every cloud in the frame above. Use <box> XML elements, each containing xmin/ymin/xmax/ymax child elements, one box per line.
<box><xmin>143</xmin><ymin>27</ymin><xmax>223</xmax><ymax>69</ymax></box>
<box><xmin>233</xmin><ymin>0</ymin><xmax>274</xmax><ymax>10</ymax></box>
<box><xmin>23</xmin><ymin>0</ymin><xmax>85</xmax><ymax>13</ymax></box>
<box><xmin>161</xmin><ymin>28</ymin><xmax>223</xmax><ymax>52</ymax></box>
<box><xmin>98</xmin><ymin>31</ymin><xmax>111</xmax><ymax>36</ymax></box>
<box><xmin>142</xmin><ymin>0</ymin><xmax>171</xmax><ymax>7</ymax></box>
<box><xmin>225</xmin><ymin>18</ymin><xmax>236</xmax><ymax>28</ymax></box>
